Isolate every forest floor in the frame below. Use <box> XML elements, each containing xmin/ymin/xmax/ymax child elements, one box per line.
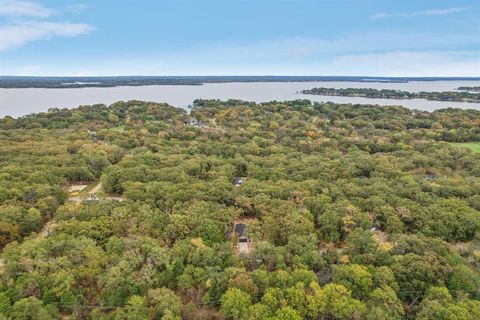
<box><xmin>38</xmin><ymin>221</ymin><xmax>57</xmax><ymax>239</ymax></box>
<box><xmin>68</xmin><ymin>182</ymin><xmax>124</xmax><ymax>203</ymax></box>
<box><xmin>89</xmin><ymin>182</ymin><xmax>103</xmax><ymax>194</ymax></box>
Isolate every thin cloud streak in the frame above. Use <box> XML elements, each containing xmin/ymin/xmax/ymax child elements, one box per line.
<box><xmin>45</xmin><ymin>50</ymin><xmax>478</xmax><ymax>77</ymax></box>
<box><xmin>371</xmin><ymin>7</ymin><xmax>468</xmax><ymax>19</ymax></box>
<box><xmin>65</xmin><ymin>4</ymin><xmax>89</xmax><ymax>14</ymax></box>
<box><xmin>0</xmin><ymin>0</ymin><xmax>56</xmax><ymax>18</ymax></box>
<box><xmin>0</xmin><ymin>21</ymin><xmax>93</xmax><ymax>52</ymax></box>
<box><xmin>0</xmin><ymin>1</ymin><xmax>94</xmax><ymax>51</ymax></box>
<box><xmin>160</xmin><ymin>34</ymin><xmax>480</xmax><ymax>64</ymax></box>
<box><xmin>5</xmin><ymin>49</ymin><xmax>479</xmax><ymax>77</ymax></box>
<box><xmin>328</xmin><ymin>51</ymin><xmax>480</xmax><ymax>77</ymax></box>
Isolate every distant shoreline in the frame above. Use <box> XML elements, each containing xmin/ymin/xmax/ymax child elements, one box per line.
<box><xmin>302</xmin><ymin>87</ymin><xmax>480</xmax><ymax>103</ymax></box>
<box><xmin>1</xmin><ymin>76</ymin><xmax>480</xmax><ymax>89</ymax></box>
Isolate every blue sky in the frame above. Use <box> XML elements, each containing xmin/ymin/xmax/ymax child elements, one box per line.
<box><xmin>0</xmin><ymin>0</ymin><xmax>479</xmax><ymax>76</ymax></box>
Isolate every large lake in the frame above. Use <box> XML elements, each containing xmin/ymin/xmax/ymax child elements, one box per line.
<box><xmin>1</xmin><ymin>80</ymin><xmax>480</xmax><ymax>117</ymax></box>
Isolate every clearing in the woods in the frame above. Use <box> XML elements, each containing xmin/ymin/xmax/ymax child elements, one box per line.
<box><xmin>451</xmin><ymin>142</ymin><xmax>480</xmax><ymax>153</ymax></box>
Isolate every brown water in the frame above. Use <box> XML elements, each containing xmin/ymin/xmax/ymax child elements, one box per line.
<box><xmin>1</xmin><ymin>80</ymin><xmax>480</xmax><ymax>117</ymax></box>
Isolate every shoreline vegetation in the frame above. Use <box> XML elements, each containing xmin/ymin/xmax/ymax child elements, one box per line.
<box><xmin>457</xmin><ymin>86</ymin><xmax>480</xmax><ymax>92</ymax></box>
<box><xmin>1</xmin><ymin>99</ymin><xmax>480</xmax><ymax>319</ymax></box>
<box><xmin>302</xmin><ymin>87</ymin><xmax>480</xmax><ymax>103</ymax></box>
<box><xmin>1</xmin><ymin>76</ymin><xmax>480</xmax><ymax>88</ymax></box>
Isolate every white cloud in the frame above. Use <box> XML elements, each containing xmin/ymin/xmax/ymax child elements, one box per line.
<box><xmin>423</xmin><ymin>7</ymin><xmax>469</xmax><ymax>16</ymax></box>
<box><xmin>159</xmin><ymin>34</ymin><xmax>479</xmax><ymax>67</ymax></box>
<box><xmin>371</xmin><ymin>7</ymin><xmax>468</xmax><ymax>19</ymax></box>
<box><xmin>71</xmin><ymin>50</ymin><xmax>479</xmax><ymax>77</ymax></box>
<box><xmin>0</xmin><ymin>0</ymin><xmax>55</xmax><ymax>18</ymax></box>
<box><xmin>1</xmin><ymin>33</ymin><xmax>478</xmax><ymax>76</ymax></box>
<box><xmin>0</xmin><ymin>1</ymin><xmax>93</xmax><ymax>52</ymax></box>
<box><xmin>0</xmin><ymin>21</ymin><xmax>93</xmax><ymax>52</ymax></box>
<box><xmin>4</xmin><ymin>50</ymin><xmax>479</xmax><ymax>76</ymax></box>
<box><xmin>326</xmin><ymin>51</ymin><xmax>480</xmax><ymax>77</ymax></box>
<box><xmin>65</xmin><ymin>4</ymin><xmax>88</xmax><ymax>14</ymax></box>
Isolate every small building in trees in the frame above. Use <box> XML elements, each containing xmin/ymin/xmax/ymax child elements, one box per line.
<box><xmin>238</xmin><ymin>236</ymin><xmax>249</xmax><ymax>254</ymax></box>
<box><xmin>184</xmin><ymin>117</ymin><xmax>202</xmax><ymax>127</ymax></box>
<box><xmin>233</xmin><ymin>177</ymin><xmax>244</xmax><ymax>187</ymax></box>
<box><xmin>425</xmin><ymin>174</ymin><xmax>435</xmax><ymax>181</ymax></box>
<box><xmin>234</xmin><ymin>222</ymin><xmax>251</xmax><ymax>254</ymax></box>
<box><xmin>235</xmin><ymin>223</ymin><xmax>246</xmax><ymax>236</ymax></box>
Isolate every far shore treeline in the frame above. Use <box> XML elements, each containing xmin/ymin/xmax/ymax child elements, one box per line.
<box><xmin>1</xmin><ymin>76</ymin><xmax>480</xmax><ymax>88</ymax></box>
<box><xmin>302</xmin><ymin>87</ymin><xmax>480</xmax><ymax>103</ymax></box>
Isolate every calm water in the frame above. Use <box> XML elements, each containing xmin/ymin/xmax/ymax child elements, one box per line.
<box><xmin>1</xmin><ymin>81</ymin><xmax>480</xmax><ymax>117</ymax></box>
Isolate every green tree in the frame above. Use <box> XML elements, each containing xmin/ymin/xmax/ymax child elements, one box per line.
<box><xmin>11</xmin><ymin>297</ymin><xmax>57</xmax><ymax>320</ymax></box>
<box><xmin>114</xmin><ymin>295</ymin><xmax>149</xmax><ymax>320</ymax></box>
<box><xmin>274</xmin><ymin>306</ymin><xmax>302</xmax><ymax>320</ymax></box>
<box><xmin>366</xmin><ymin>286</ymin><xmax>404</xmax><ymax>320</ymax></box>
<box><xmin>391</xmin><ymin>252</ymin><xmax>451</xmax><ymax>302</ymax></box>
<box><xmin>247</xmin><ymin>304</ymin><xmax>272</xmax><ymax>320</ymax></box>
<box><xmin>345</xmin><ymin>228</ymin><xmax>377</xmax><ymax>258</ymax></box>
<box><xmin>0</xmin><ymin>293</ymin><xmax>11</xmax><ymax>317</ymax></box>
<box><xmin>322</xmin><ymin>284</ymin><xmax>366</xmax><ymax>319</ymax></box>
<box><xmin>417</xmin><ymin>287</ymin><xmax>472</xmax><ymax>320</ymax></box>
<box><xmin>332</xmin><ymin>264</ymin><xmax>373</xmax><ymax>299</ymax></box>
<box><xmin>220</xmin><ymin>288</ymin><xmax>252</xmax><ymax>320</ymax></box>
<box><xmin>147</xmin><ymin>288</ymin><xmax>182</xmax><ymax>319</ymax></box>
<box><xmin>447</xmin><ymin>265</ymin><xmax>480</xmax><ymax>298</ymax></box>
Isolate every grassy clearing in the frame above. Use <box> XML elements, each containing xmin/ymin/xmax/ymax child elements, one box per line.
<box><xmin>451</xmin><ymin>142</ymin><xmax>480</xmax><ymax>153</ymax></box>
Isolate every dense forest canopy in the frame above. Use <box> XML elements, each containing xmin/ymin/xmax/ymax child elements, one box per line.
<box><xmin>0</xmin><ymin>100</ymin><xmax>480</xmax><ymax>319</ymax></box>
<box><xmin>302</xmin><ymin>87</ymin><xmax>480</xmax><ymax>103</ymax></box>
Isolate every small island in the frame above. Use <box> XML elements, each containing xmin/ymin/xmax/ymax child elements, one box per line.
<box><xmin>457</xmin><ymin>86</ymin><xmax>480</xmax><ymax>92</ymax></box>
<box><xmin>301</xmin><ymin>87</ymin><xmax>480</xmax><ymax>103</ymax></box>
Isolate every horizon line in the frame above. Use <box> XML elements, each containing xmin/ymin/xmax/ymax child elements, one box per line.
<box><xmin>1</xmin><ymin>75</ymin><xmax>480</xmax><ymax>79</ymax></box>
